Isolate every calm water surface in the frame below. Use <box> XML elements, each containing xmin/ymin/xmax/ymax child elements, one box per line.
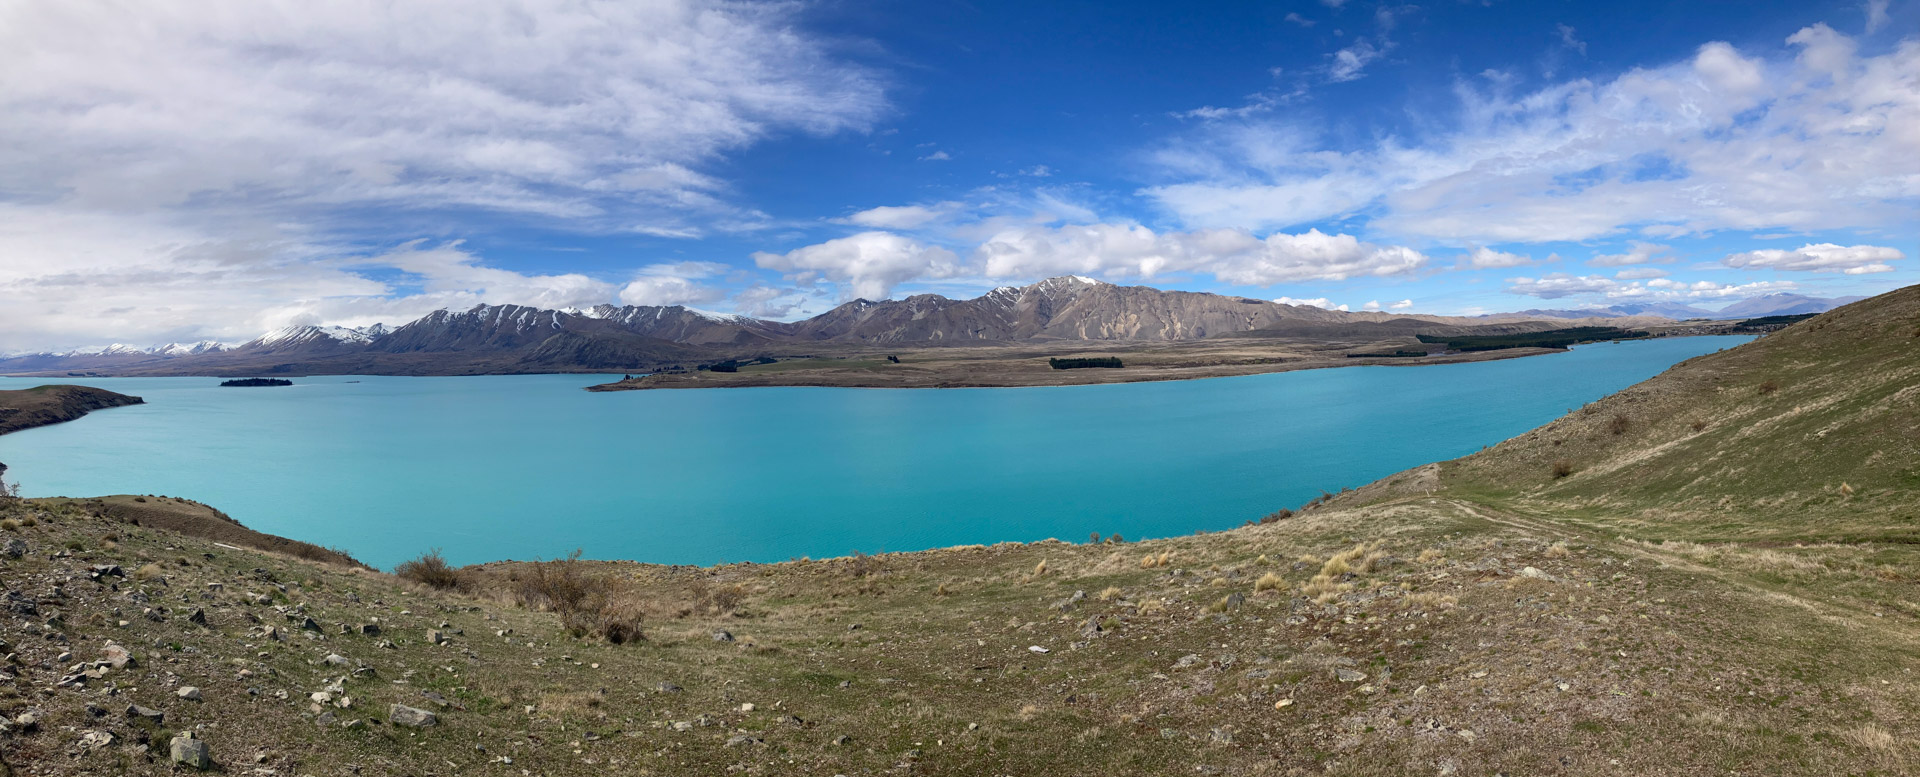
<box><xmin>0</xmin><ymin>336</ymin><xmax>1750</xmax><ymax>568</ymax></box>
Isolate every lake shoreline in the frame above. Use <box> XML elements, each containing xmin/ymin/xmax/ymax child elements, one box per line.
<box><xmin>585</xmin><ymin>343</ymin><xmax>1588</xmax><ymax>392</ymax></box>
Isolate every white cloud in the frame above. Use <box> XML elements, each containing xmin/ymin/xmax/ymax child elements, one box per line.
<box><xmin>1462</xmin><ymin>246</ymin><xmax>1535</xmax><ymax>269</ymax></box>
<box><xmin>1866</xmin><ymin>0</ymin><xmax>1891</xmax><ymax>33</ymax></box>
<box><xmin>1557</xmin><ymin>24</ymin><xmax>1587</xmax><ymax>56</ymax></box>
<box><xmin>1284</xmin><ymin>12</ymin><xmax>1315</xmax><ymax>27</ymax></box>
<box><xmin>1389</xmin><ymin>299</ymin><xmax>1414</xmax><ymax>310</ymax></box>
<box><xmin>1143</xmin><ymin>26</ymin><xmax>1920</xmax><ymax>243</ymax></box>
<box><xmin>1361</xmin><ymin>300</ymin><xmax>1383</xmax><ymax>311</ymax></box>
<box><xmin>0</xmin><ymin>1</ymin><xmax>884</xmax><ymax>229</ymax></box>
<box><xmin>1274</xmin><ymin>297</ymin><xmax>1348</xmax><ymax>311</ymax></box>
<box><xmin>1328</xmin><ymin>39</ymin><xmax>1387</xmax><ymax>82</ymax></box>
<box><xmin>1506</xmin><ymin>272</ymin><xmax>1799</xmax><ymax>301</ymax></box>
<box><xmin>617</xmin><ymin>262</ymin><xmax>730</xmax><ymax>307</ymax></box>
<box><xmin>1590</xmin><ymin>242</ymin><xmax>1672</xmax><ymax>266</ymax></box>
<box><xmin>919</xmin><ymin>150</ymin><xmax>953</xmax><ymax>161</ymax></box>
<box><xmin>1722</xmin><ymin>243</ymin><xmax>1903</xmax><ymax>274</ymax></box>
<box><xmin>0</xmin><ymin>0</ymin><xmax>888</xmax><ymax>350</ymax></box>
<box><xmin>841</xmin><ymin>203</ymin><xmax>962</xmax><ymax>230</ymax></box>
<box><xmin>1614</xmin><ymin>267</ymin><xmax>1670</xmax><ymax>280</ymax></box>
<box><xmin>753</xmin><ymin>232</ymin><xmax>964</xmax><ymax>301</ymax></box>
<box><xmin>973</xmin><ymin>225</ymin><xmax>1429</xmax><ymax>286</ymax></box>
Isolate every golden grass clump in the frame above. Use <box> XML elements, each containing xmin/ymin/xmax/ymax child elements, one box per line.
<box><xmin>1032</xmin><ymin>559</ymin><xmax>1048</xmax><ymax>576</ymax></box>
<box><xmin>18</xmin><ymin>516</ymin><xmax>34</xmax><ymax>528</ymax></box>
<box><xmin>1254</xmin><ymin>553</ymin><xmax>1271</xmax><ymax>565</ymax></box>
<box><xmin>1405</xmin><ymin>591</ymin><xmax>1457</xmax><ymax>610</ymax></box>
<box><xmin>1137</xmin><ymin>599</ymin><xmax>1167</xmax><ymax>615</ymax></box>
<box><xmin>1839</xmin><ymin>482</ymin><xmax>1856</xmax><ymax>498</ymax></box>
<box><xmin>1097</xmin><ymin>586</ymin><xmax>1123</xmax><ymax>601</ymax></box>
<box><xmin>0</xmin><ymin>519</ymin><xmax>17</xmax><ymax>532</ymax></box>
<box><xmin>1544</xmin><ymin>541</ymin><xmax>1571</xmax><ymax>559</ymax></box>
<box><xmin>1841</xmin><ymin>723</ymin><xmax>1896</xmax><ymax>752</ymax></box>
<box><xmin>132</xmin><ymin>563</ymin><xmax>165</xmax><ymax>581</ymax></box>
<box><xmin>935</xmin><ymin>582</ymin><xmax>949</xmax><ymax>597</ymax></box>
<box><xmin>1207</xmin><ymin>576</ymin><xmax>1231</xmax><ymax>588</ymax></box>
<box><xmin>1416</xmin><ymin>548</ymin><xmax>1444</xmax><ymax>564</ymax></box>
<box><xmin>1253</xmin><ymin>572</ymin><xmax>1286</xmax><ymax>594</ymax></box>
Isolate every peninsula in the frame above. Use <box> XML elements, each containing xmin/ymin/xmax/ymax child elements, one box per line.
<box><xmin>0</xmin><ymin>384</ymin><xmax>144</xmax><ymax>437</ymax></box>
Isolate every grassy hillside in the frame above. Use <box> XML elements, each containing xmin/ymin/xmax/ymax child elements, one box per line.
<box><xmin>1</xmin><ymin>286</ymin><xmax>1916</xmax><ymax>776</ymax></box>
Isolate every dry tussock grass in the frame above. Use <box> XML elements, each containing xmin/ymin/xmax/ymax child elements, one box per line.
<box><xmin>1097</xmin><ymin>586</ymin><xmax>1122</xmax><ymax>601</ymax></box>
<box><xmin>1253</xmin><ymin>572</ymin><xmax>1286</xmax><ymax>594</ymax></box>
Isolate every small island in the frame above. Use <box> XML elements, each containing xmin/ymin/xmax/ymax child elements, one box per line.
<box><xmin>220</xmin><ymin>378</ymin><xmax>293</xmax><ymax>387</ymax></box>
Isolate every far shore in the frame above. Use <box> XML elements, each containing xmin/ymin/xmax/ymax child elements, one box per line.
<box><xmin>585</xmin><ymin>340</ymin><xmax>1588</xmax><ymax>392</ymax></box>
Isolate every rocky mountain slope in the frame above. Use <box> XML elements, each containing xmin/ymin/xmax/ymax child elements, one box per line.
<box><xmin>1</xmin><ymin>285</ymin><xmax>1915</xmax><ymax>775</ymax></box>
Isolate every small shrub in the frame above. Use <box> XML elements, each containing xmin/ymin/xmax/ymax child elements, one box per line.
<box><xmin>133</xmin><ymin>563</ymin><xmax>164</xmax><ymax>581</ymax></box>
<box><xmin>1105</xmin><ymin>533</ymin><xmax>1124</xmax><ymax>544</ymax></box>
<box><xmin>1544</xmin><ymin>541</ymin><xmax>1571</xmax><ymax>559</ymax></box>
<box><xmin>1758</xmin><ymin>380</ymin><xmax>1780</xmax><ymax>395</ymax></box>
<box><xmin>0</xmin><ymin>519</ymin><xmax>16</xmax><ymax>532</ymax></box>
<box><xmin>394</xmin><ymin>549</ymin><xmax>465</xmax><ymax>591</ymax></box>
<box><xmin>516</xmin><ymin>551</ymin><xmax>644</xmax><ymax>644</ymax></box>
<box><xmin>1253</xmin><ymin>572</ymin><xmax>1286</xmax><ymax>593</ymax></box>
<box><xmin>1608</xmin><ymin>413</ymin><xmax>1630</xmax><ymax>435</ymax></box>
<box><xmin>18</xmin><ymin>515</ymin><xmax>34</xmax><ymax>527</ymax></box>
<box><xmin>1690</xmin><ymin>419</ymin><xmax>1707</xmax><ymax>432</ymax></box>
<box><xmin>1088</xmin><ymin>532</ymin><xmax>1101</xmax><ymax>544</ymax></box>
<box><xmin>1417</xmin><ymin>548</ymin><xmax>1444</xmax><ymax>564</ymax></box>
<box><xmin>1259</xmin><ymin>508</ymin><xmax>1293</xmax><ymax>524</ymax></box>
<box><xmin>1838</xmin><ymin>482</ymin><xmax>1856</xmax><ymax>499</ymax></box>
<box><xmin>1552</xmin><ymin>460</ymin><xmax>1574</xmax><ymax>479</ymax></box>
<box><xmin>688</xmin><ymin>580</ymin><xmax>747</xmax><ymax>615</ymax></box>
<box><xmin>935</xmin><ymin>582</ymin><xmax>950</xmax><ymax>597</ymax></box>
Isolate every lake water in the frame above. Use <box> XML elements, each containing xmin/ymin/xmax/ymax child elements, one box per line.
<box><xmin>0</xmin><ymin>336</ymin><xmax>1750</xmax><ymax>569</ymax></box>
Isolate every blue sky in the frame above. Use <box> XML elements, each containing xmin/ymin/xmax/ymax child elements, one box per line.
<box><xmin>0</xmin><ymin>0</ymin><xmax>1914</xmax><ymax>349</ymax></box>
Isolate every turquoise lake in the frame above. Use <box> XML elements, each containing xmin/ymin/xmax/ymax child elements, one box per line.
<box><xmin>0</xmin><ymin>336</ymin><xmax>1750</xmax><ymax>569</ymax></box>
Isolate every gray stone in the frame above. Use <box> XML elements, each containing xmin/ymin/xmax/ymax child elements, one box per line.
<box><xmin>322</xmin><ymin>653</ymin><xmax>349</xmax><ymax>666</ymax></box>
<box><xmin>656</xmin><ymin>681</ymin><xmax>683</xmax><ymax>693</ymax></box>
<box><xmin>103</xmin><ymin>643</ymin><xmax>135</xmax><ymax>669</ymax></box>
<box><xmin>357</xmin><ymin>622</ymin><xmax>381</xmax><ymax>636</ymax></box>
<box><xmin>1335</xmin><ymin>668</ymin><xmax>1367</xmax><ymax>683</ymax></box>
<box><xmin>177</xmin><ymin>686</ymin><xmax>203</xmax><ymax>701</ymax></box>
<box><xmin>2</xmin><ymin>538</ymin><xmax>25</xmax><ymax>559</ymax></box>
<box><xmin>389</xmin><ymin>703</ymin><xmax>438</xmax><ymax>728</ymax></box>
<box><xmin>426</xmin><ymin>629</ymin><xmax>448</xmax><ymax>645</ymax></box>
<box><xmin>170</xmin><ymin>734</ymin><xmax>212</xmax><ymax>769</ymax></box>
<box><xmin>711</xmin><ymin>630</ymin><xmax>734</xmax><ymax>643</ymax></box>
<box><xmin>126</xmin><ymin>704</ymin><xmax>165</xmax><ymax>724</ymax></box>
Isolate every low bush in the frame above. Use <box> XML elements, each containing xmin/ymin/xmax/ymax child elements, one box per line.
<box><xmin>1608</xmin><ymin>413</ymin><xmax>1630</xmax><ymax>435</ymax></box>
<box><xmin>516</xmin><ymin>551</ymin><xmax>644</xmax><ymax>644</ymax></box>
<box><xmin>1552</xmin><ymin>460</ymin><xmax>1574</xmax><ymax>479</ymax></box>
<box><xmin>395</xmin><ymin>548</ymin><xmax>466</xmax><ymax>590</ymax></box>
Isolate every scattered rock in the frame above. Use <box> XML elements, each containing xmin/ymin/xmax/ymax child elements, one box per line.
<box><xmin>357</xmin><ymin>623</ymin><xmax>381</xmax><ymax>637</ymax></box>
<box><xmin>711</xmin><ymin>630</ymin><xmax>734</xmax><ymax>643</ymax></box>
<box><xmin>656</xmin><ymin>682</ymin><xmax>682</xmax><ymax>693</ymax></box>
<box><xmin>725</xmin><ymin>734</ymin><xmax>763</xmax><ymax>747</ymax></box>
<box><xmin>103</xmin><ymin>643</ymin><xmax>135</xmax><ymax>669</ymax></box>
<box><xmin>298</xmin><ymin>616</ymin><xmax>321</xmax><ymax>631</ymax></box>
<box><xmin>80</xmin><ymin>730</ymin><xmax>115</xmax><ymax>749</ymax></box>
<box><xmin>126</xmin><ymin>704</ymin><xmax>165</xmax><ymax>724</ymax></box>
<box><xmin>170</xmin><ymin>734</ymin><xmax>212</xmax><ymax>769</ymax></box>
<box><xmin>1335</xmin><ymin>668</ymin><xmax>1367</xmax><ymax>683</ymax></box>
<box><xmin>1027</xmin><ymin>645</ymin><xmax>1050</xmax><ymax>654</ymax></box>
<box><xmin>427</xmin><ymin>629</ymin><xmax>448</xmax><ymax>645</ymax></box>
<box><xmin>389</xmin><ymin>704</ymin><xmax>438</xmax><ymax>728</ymax></box>
<box><xmin>2</xmin><ymin>538</ymin><xmax>25</xmax><ymax>559</ymax></box>
<box><xmin>1273</xmin><ymin>699</ymin><xmax>1294</xmax><ymax>709</ymax></box>
<box><xmin>177</xmin><ymin>686</ymin><xmax>203</xmax><ymax>701</ymax></box>
<box><xmin>323</xmin><ymin>653</ymin><xmax>349</xmax><ymax>666</ymax></box>
<box><xmin>187</xmin><ymin>607</ymin><xmax>207</xmax><ymax>625</ymax></box>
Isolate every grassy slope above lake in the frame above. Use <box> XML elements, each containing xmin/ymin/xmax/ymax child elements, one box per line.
<box><xmin>2</xmin><ymin>286</ymin><xmax>1917</xmax><ymax>776</ymax></box>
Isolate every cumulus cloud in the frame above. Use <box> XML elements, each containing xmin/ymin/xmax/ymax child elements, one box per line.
<box><xmin>617</xmin><ymin>262</ymin><xmax>730</xmax><ymax>307</ymax></box>
<box><xmin>841</xmin><ymin>203</ymin><xmax>962</xmax><ymax>230</ymax></box>
<box><xmin>1614</xmin><ymin>267</ymin><xmax>1670</xmax><ymax>280</ymax></box>
<box><xmin>1506</xmin><ymin>273</ymin><xmax>1798</xmax><ymax>301</ymax></box>
<box><xmin>1143</xmin><ymin>25</ymin><xmax>1920</xmax><ymax>243</ymax></box>
<box><xmin>1389</xmin><ymin>299</ymin><xmax>1414</xmax><ymax>310</ymax></box>
<box><xmin>1274</xmin><ymin>297</ymin><xmax>1348</xmax><ymax>311</ymax></box>
<box><xmin>1722</xmin><ymin>243</ymin><xmax>1903</xmax><ymax>274</ymax></box>
<box><xmin>1328</xmin><ymin>39</ymin><xmax>1388</xmax><ymax>82</ymax></box>
<box><xmin>753</xmin><ymin>232</ymin><xmax>965</xmax><ymax>301</ymax></box>
<box><xmin>1462</xmin><ymin>246</ymin><xmax>1536</xmax><ymax>269</ymax></box>
<box><xmin>1866</xmin><ymin>0</ymin><xmax>1891</xmax><ymax>33</ymax></box>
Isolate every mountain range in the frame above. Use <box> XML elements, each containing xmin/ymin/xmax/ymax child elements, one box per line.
<box><xmin>0</xmin><ymin>276</ymin><xmax>1795</xmax><ymax>377</ymax></box>
<box><xmin>1505</xmin><ymin>292</ymin><xmax>1865</xmax><ymax>321</ymax></box>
